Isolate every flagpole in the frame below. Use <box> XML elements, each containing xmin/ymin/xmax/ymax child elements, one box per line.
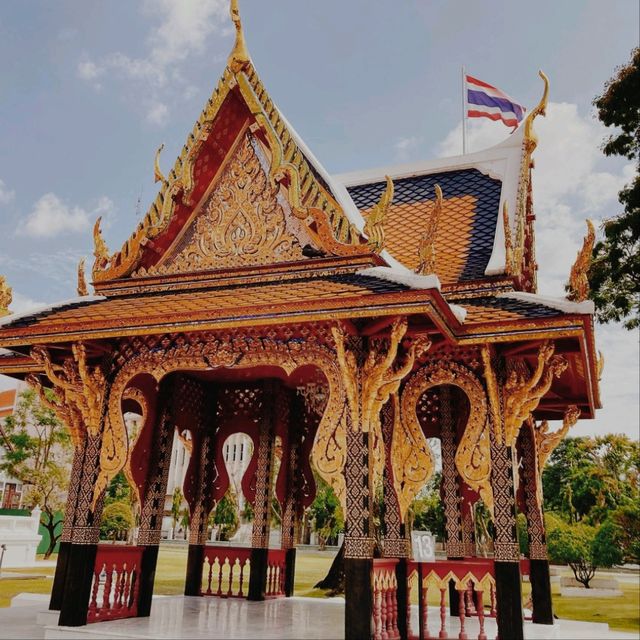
<box><xmin>461</xmin><ymin>65</ymin><xmax>468</xmax><ymax>155</ymax></box>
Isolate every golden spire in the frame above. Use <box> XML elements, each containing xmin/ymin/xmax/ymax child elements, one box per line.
<box><xmin>154</xmin><ymin>143</ymin><xmax>166</xmax><ymax>184</ymax></box>
<box><xmin>524</xmin><ymin>70</ymin><xmax>549</xmax><ymax>151</ymax></box>
<box><xmin>0</xmin><ymin>276</ymin><xmax>12</xmax><ymax>317</ymax></box>
<box><xmin>228</xmin><ymin>0</ymin><xmax>250</xmax><ymax>73</ymax></box>
<box><xmin>364</xmin><ymin>176</ymin><xmax>394</xmax><ymax>253</ymax></box>
<box><xmin>567</xmin><ymin>219</ymin><xmax>595</xmax><ymax>302</ymax></box>
<box><xmin>77</xmin><ymin>258</ymin><xmax>88</xmax><ymax>297</ymax></box>
<box><xmin>416</xmin><ymin>184</ymin><xmax>443</xmax><ymax>275</ymax></box>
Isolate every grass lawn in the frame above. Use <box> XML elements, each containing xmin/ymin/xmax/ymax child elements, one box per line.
<box><xmin>0</xmin><ymin>548</ymin><xmax>637</xmax><ymax>634</ymax></box>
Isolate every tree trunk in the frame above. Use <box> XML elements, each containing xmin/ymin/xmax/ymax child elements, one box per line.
<box><xmin>43</xmin><ymin>519</ymin><xmax>61</xmax><ymax>559</ymax></box>
<box><xmin>314</xmin><ymin>541</ymin><xmax>345</xmax><ymax>594</ymax></box>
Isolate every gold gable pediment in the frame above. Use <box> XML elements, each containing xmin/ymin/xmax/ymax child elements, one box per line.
<box><xmin>136</xmin><ymin>132</ymin><xmax>313</xmax><ymax>277</ymax></box>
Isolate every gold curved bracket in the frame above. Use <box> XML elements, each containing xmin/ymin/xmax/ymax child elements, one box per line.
<box><xmin>567</xmin><ymin>219</ymin><xmax>595</xmax><ymax>302</ymax></box>
<box><xmin>416</xmin><ymin>184</ymin><xmax>443</xmax><ymax>275</ymax></box>
<box><xmin>596</xmin><ymin>350</ymin><xmax>605</xmax><ymax>382</ymax></box>
<box><xmin>154</xmin><ymin>143</ymin><xmax>166</xmax><ymax>184</ymax></box>
<box><xmin>363</xmin><ymin>175</ymin><xmax>394</xmax><ymax>253</ymax></box>
<box><xmin>228</xmin><ymin>0</ymin><xmax>250</xmax><ymax>73</ymax></box>
<box><xmin>523</xmin><ymin>70</ymin><xmax>549</xmax><ymax>151</ymax></box>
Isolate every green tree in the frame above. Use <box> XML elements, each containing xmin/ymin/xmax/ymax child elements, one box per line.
<box><xmin>589</xmin><ymin>47</ymin><xmax>640</xmax><ymax>329</ymax></box>
<box><xmin>309</xmin><ymin>476</ymin><xmax>344</xmax><ymax>549</ymax></box>
<box><xmin>212</xmin><ymin>491</ymin><xmax>239</xmax><ymax>541</ymax></box>
<box><xmin>0</xmin><ymin>388</ymin><xmax>71</xmax><ymax>558</ymax></box>
<box><xmin>547</xmin><ymin>522</ymin><xmax>599</xmax><ymax>588</ymax></box>
<box><xmin>100</xmin><ymin>501</ymin><xmax>135</xmax><ymax>542</ymax></box>
<box><xmin>542</xmin><ymin>435</ymin><xmax>639</xmax><ymax>525</ymax></box>
<box><xmin>170</xmin><ymin>487</ymin><xmax>183</xmax><ymax>539</ymax></box>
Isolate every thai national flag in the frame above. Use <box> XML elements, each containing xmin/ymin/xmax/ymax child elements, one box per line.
<box><xmin>466</xmin><ymin>75</ymin><xmax>525</xmax><ymax>129</ymax></box>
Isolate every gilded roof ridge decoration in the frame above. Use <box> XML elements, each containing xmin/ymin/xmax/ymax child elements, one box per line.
<box><xmin>91</xmin><ymin>4</ymin><xmax>366</xmax><ymax>286</ymax></box>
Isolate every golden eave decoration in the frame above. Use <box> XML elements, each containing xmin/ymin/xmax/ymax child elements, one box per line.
<box><xmin>416</xmin><ymin>184</ymin><xmax>443</xmax><ymax>276</ymax></box>
<box><xmin>523</xmin><ymin>71</ymin><xmax>549</xmax><ymax>153</ymax></box>
<box><xmin>363</xmin><ymin>176</ymin><xmax>393</xmax><ymax>253</ymax></box>
<box><xmin>567</xmin><ymin>219</ymin><xmax>596</xmax><ymax>302</ymax></box>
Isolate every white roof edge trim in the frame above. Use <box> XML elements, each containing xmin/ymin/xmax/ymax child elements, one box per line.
<box><xmin>497</xmin><ymin>292</ymin><xmax>595</xmax><ymax>315</ymax></box>
<box><xmin>357</xmin><ymin>267</ymin><xmax>441</xmax><ymax>292</ymax></box>
<box><xmin>449</xmin><ymin>304</ymin><xmax>467</xmax><ymax>324</ymax></box>
<box><xmin>0</xmin><ymin>296</ymin><xmax>106</xmax><ymax>328</ymax></box>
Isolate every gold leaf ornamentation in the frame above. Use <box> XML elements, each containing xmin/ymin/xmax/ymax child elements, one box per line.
<box><xmin>228</xmin><ymin>0</ymin><xmax>250</xmax><ymax>73</ymax></box>
<box><xmin>363</xmin><ymin>176</ymin><xmax>394</xmax><ymax>253</ymax></box>
<box><xmin>332</xmin><ymin>318</ymin><xmax>430</xmax><ymax>493</ymax></box>
<box><xmin>596</xmin><ymin>350</ymin><xmax>605</xmax><ymax>382</ymax></box>
<box><xmin>567</xmin><ymin>219</ymin><xmax>596</xmax><ymax>302</ymax></box>
<box><xmin>154</xmin><ymin>143</ymin><xmax>166</xmax><ymax>184</ymax></box>
<box><xmin>503</xmin><ymin>341</ymin><xmax>568</xmax><ymax>447</ymax></box>
<box><xmin>93</xmin><ymin>217</ymin><xmax>111</xmax><ymax>270</ymax></box>
<box><xmin>403</xmin><ymin>360</ymin><xmax>493</xmax><ymax>512</ymax></box>
<box><xmin>0</xmin><ymin>276</ymin><xmax>12</xmax><ymax>317</ymax></box>
<box><xmin>502</xmin><ymin>201</ymin><xmax>516</xmax><ymax>277</ymax></box>
<box><xmin>146</xmin><ymin>134</ymin><xmax>305</xmax><ymax>275</ymax></box>
<box><xmin>391</xmin><ymin>392</ymin><xmax>434</xmax><ymax>521</ymax></box>
<box><xmin>416</xmin><ymin>184</ymin><xmax>443</xmax><ymax>275</ymax></box>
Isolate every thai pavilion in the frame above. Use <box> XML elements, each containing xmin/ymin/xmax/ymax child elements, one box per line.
<box><xmin>0</xmin><ymin>3</ymin><xmax>601</xmax><ymax>639</ymax></box>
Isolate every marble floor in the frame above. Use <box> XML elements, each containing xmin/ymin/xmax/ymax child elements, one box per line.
<box><xmin>37</xmin><ymin>596</ymin><xmax>637</xmax><ymax>640</ymax></box>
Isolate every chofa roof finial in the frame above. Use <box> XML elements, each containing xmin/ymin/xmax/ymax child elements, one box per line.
<box><xmin>228</xmin><ymin>0</ymin><xmax>250</xmax><ymax>73</ymax></box>
<box><xmin>523</xmin><ymin>70</ymin><xmax>549</xmax><ymax>151</ymax></box>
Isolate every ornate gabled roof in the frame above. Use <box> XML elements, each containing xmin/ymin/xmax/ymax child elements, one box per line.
<box><xmin>91</xmin><ymin>4</ymin><xmax>374</xmax><ymax>290</ymax></box>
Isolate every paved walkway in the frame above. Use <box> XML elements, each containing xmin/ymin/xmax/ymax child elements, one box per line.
<box><xmin>1</xmin><ymin>593</ymin><xmax>638</xmax><ymax>640</ymax></box>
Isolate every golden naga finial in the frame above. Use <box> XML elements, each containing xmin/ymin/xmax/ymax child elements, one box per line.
<box><xmin>154</xmin><ymin>143</ymin><xmax>166</xmax><ymax>184</ymax></box>
<box><xmin>77</xmin><ymin>258</ymin><xmax>88</xmax><ymax>297</ymax></box>
<box><xmin>93</xmin><ymin>217</ymin><xmax>111</xmax><ymax>269</ymax></box>
<box><xmin>523</xmin><ymin>70</ymin><xmax>549</xmax><ymax>151</ymax></box>
<box><xmin>364</xmin><ymin>175</ymin><xmax>394</xmax><ymax>253</ymax></box>
<box><xmin>0</xmin><ymin>275</ymin><xmax>12</xmax><ymax>317</ymax></box>
<box><xmin>416</xmin><ymin>184</ymin><xmax>443</xmax><ymax>275</ymax></box>
<box><xmin>228</xmin><ymin>0</ymin><xmax>250</xmax><ymax>73</ymax></box>
<box><xmin>567</xmin><ymin>219</ymin><xmax>595</xmax><ymax>302</ymax></box>
<box><xmin>502</xmin><ymin>200</ymin><xmax>516</xmax><ymax>276</ymax></box>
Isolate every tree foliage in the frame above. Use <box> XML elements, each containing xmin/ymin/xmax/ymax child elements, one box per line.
<box><xmin>0</xmin><ymin>388</ymin><xmax>71</xmax><ymax>558</ymax></box>
<box><xmin>309</xmin><ymin>476</ymin><xmax>344</xmax><ymax>549</ymax></box>
<box><xmin>212</xmin><ymin>491</ymin><xmax>239</xmax><ymax>541</ymax></box>
<box><xmin>542</xmin><ymin>434</ymin><xmax>639</xmax><ymax>525</ymax></box>
<box><xmin>100</xmin><ymin>501</ymin><xmax>135</xmax><ymax>541</ymax></box>
<box><xmin>409</xmin><ymin>472</ymin><xmax>445</xmax><ymax>541</ymax></box>
<box><xmin>547</xmin><ymin>521</ymin><xmax>600</xmax><ymax>588</ymax></box>
<box><xmin>589</xmin><ymin>47</ymin><xmax>640</xmax><ymax>329</ymax></box>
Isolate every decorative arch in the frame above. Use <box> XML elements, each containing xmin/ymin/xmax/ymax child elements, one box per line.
<box><xmin>92</xmin><ymin>334</ymin><xmax>348</xmax><ymax>510</ymax></box>
<box><xmin>400</xmin><ymin>360</ymin><xmax>493</xmax><ymax>512</ymax></box>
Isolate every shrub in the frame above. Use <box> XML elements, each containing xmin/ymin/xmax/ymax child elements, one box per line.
<box><xmin>100</xmin><ymin>501</ymin><xmax>135</xmax><ymax>541</ymax></box>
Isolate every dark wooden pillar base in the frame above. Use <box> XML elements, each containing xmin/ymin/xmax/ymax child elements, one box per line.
<box><xmin>138</xmin><ymin>545</ymin><xmax>160</xmax><ymax>616</ymax></box>
<box><xmin>284</xmin><ymin>548</ymin><xmax>296</xmax><ymax>597</ymax></box>
<box><xmin>530</xmin><ymin>558</ymin><xmax>554</xmax><ymax>624</ymax></box>
<box><xmin>248</xmin><ymin>548</ymin><xmax>269</xmax><ymax>601</ymax></box>
<box><xmin>184</xmin><ymin>544</ymin><xmax>204</xmax><ymax>596</ymax></box>
<box><xmin>49</xmin><ymin>541</ymin><xmax>71</xmax><ymax>611</ymax></box>
<box><xmin>345</xmin><ymin>558</ymin><xmax>373</xmax><ymax>640</ymax></box>
<box><xmin>395</xmin><ymin>558</ymin><xmax>408</xmax><ymax>640</ymax></box>
<box><xmin>58</xmin><ymin>543</ymin><xmax>98</xmax><ymax>627</ymax></box>
<box><xmin>495</xmin><ymin>561</ymin><xmax>524</xmax><ymax>640</ymax></box>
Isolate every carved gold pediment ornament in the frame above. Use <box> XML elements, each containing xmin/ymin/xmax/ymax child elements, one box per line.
<box><xmin>416</xmin><ymin>184</ymin><xmax>443</xmax><ymax>276</ymax></box>
<box><xmin>140</xmin><ymin>134</ymin><xmax>305</xmax><ymax>276</ymax></box>
<box><xmin>363</xmin><ymin>176</ymin><xmax>394</xmax><ymax>253</ymax></box>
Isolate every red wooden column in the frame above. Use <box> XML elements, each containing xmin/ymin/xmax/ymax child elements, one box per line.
<box><xmin>248</xmin><ymin>380</ymin><xmax>278</xmax><ymax>601</ymax></box>
<box><xmin>181</xmin><ymin>377</ymin><xmax>218</xmax><ymax>597</ymax></box>
<box><xmin>518</xmin><ymin>420</ymin><xmax>554</xmax><ymax>624</ymax></box>
<box><xmin>49</xmin><ymin>442</ymin><xmax>85</xmax><ymax>611</ymax></box>
<box><xmin>134</xmin><ymin>379</ymin><xmax>176</xmax><ymax>617</ymax></box>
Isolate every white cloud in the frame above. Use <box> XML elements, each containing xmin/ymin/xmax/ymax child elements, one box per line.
<box><xmin>0</xmin><ymin>179</ymin><xmax>15</xmax><ymax>205</ymax></box>
<box><xmin>19</xmin><ymin>193</ymin><xmax>114</xmax><ymax>238</ymax></box>
<box><xmin>146</xmin><ymin>102</ymin><xmax>169</xmax><ymax>127</ymax></box>
<box><xmin>79</xmin><ymin>0</ymin><xmax>229</xmax><ymax>91</ymax></box>
<box><xmin>9</xmin><ymin>291</ymin><xmax>46</xmax><ymax>315</ymax></box>
<box><xmin>394</xmin><ymin>136</ymin><xmax>422</xmax><ymax>162</ymax></box>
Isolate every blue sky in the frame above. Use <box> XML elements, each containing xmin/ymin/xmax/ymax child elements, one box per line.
<box><xmin>0</xmin><ymin>1</ymin><xmax>637</xmax><ymax>438</ymax></box>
